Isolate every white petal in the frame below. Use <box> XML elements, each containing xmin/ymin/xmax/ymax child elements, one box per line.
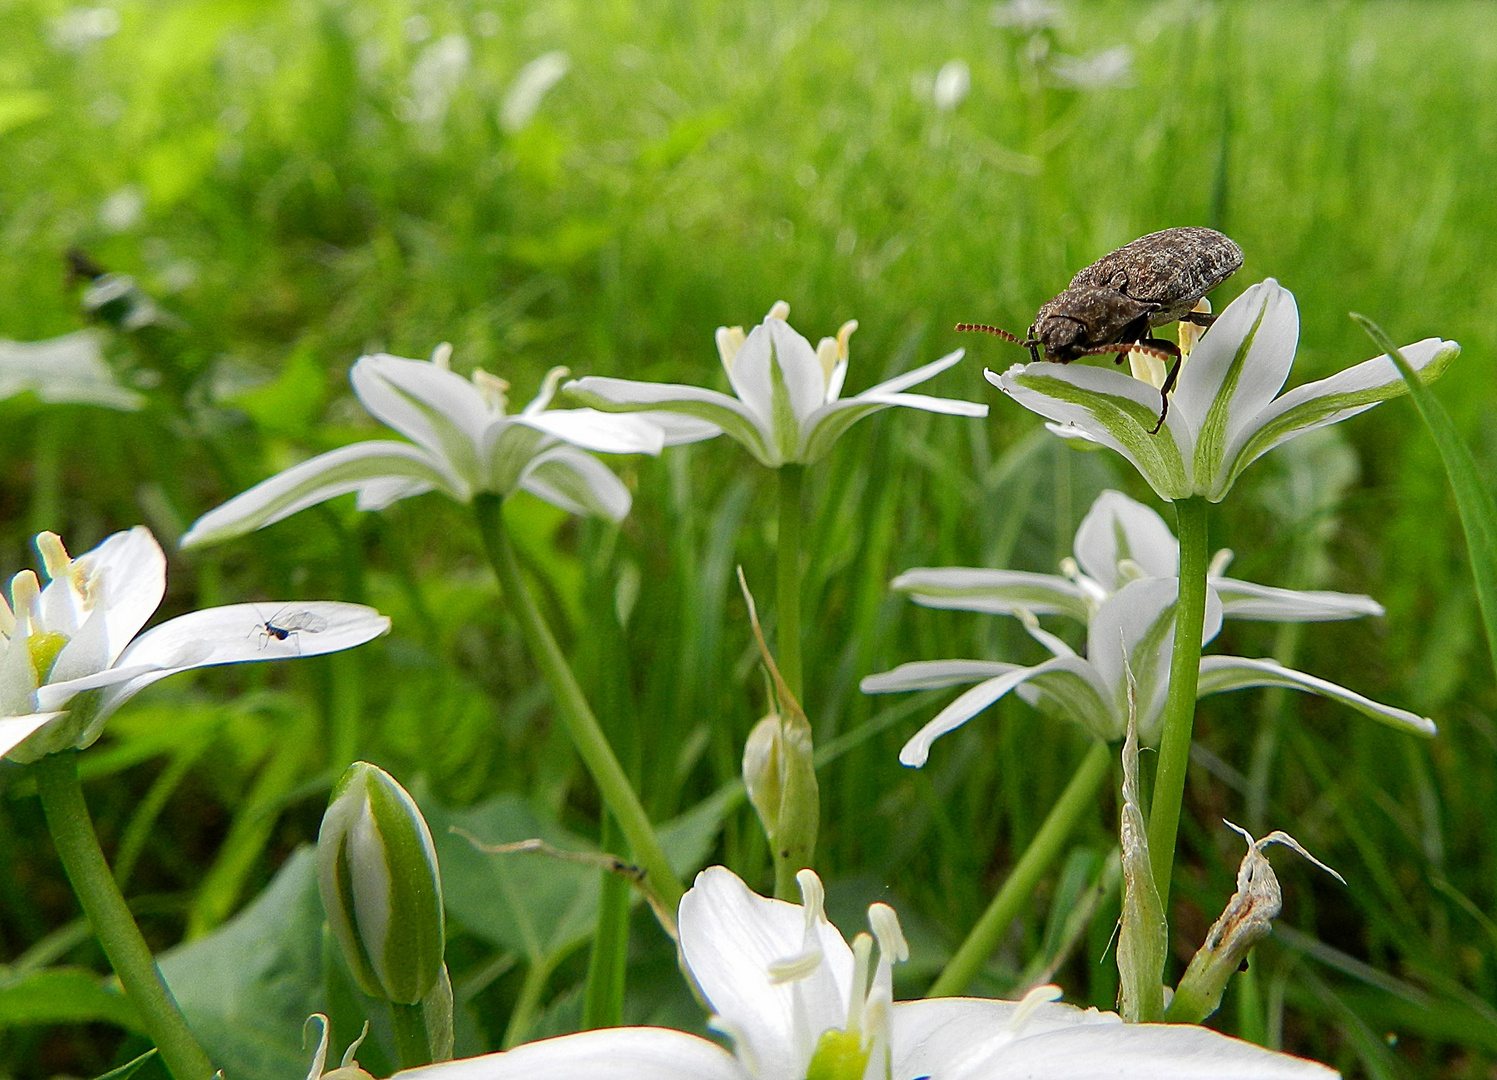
<box><xmin>519</xmin><ymin>444</ymin><xmax>632</xmax><ymax>521</ymax></box>
<box><xmin>633</xmin><ymin>410</ymin><xmax>724</xmax><ymax>446</ymax></box>
<box><xmin>721</xmin><ymin>322</ymin><xmax>777</xmax><ymax>428</ymax></box>
<box><xmin>764</xmin><ymin>318</ymin><xmax>828</xmax><ymax>426</ymax></box>
<box><xmin>899</xmin><ymin>657</ymin><xmax>1112</xmax><ymax>765</ymax></box>
<box><xmin>949</xmin><ymin>1018</ymin><xmax>1337</xmax><ymax>1079</ymax></box>
<box><xmin>0</xmin><ymin>712</ymin><xmax>65</xmax><ymax>762</ymax></box>
<box><xmin>678</xmin><ymin>867</ymin><xmax>852</xmax><ymax>1080</ymax></box>
<box><xmin>350</xmin><ymin>354</ymin><xmax>491</xmax><ymax>478</ymax></box>
<box><xmin>564</xmin><ymin>377</ymin><xmax>775</xmax><ymax>465</ymax></box>
<box><xmin>861</xmin><ymin>348</ymin><xmax>967</xmax><ymax>397</ymax></box>
<box><xmin>891</xmin><ymin>567</ymin><xmax>1091</xmax><ymax>621</ymax></box>
<box><xmin>1213</xmin><ymin>577</ymin><xmax>1383</xmax><ymax>622</ymax></box>
<box><xmin>991</xmin><ymin>364</ymin><xmax>1194</xmax><ymax>502</ymax></box>
<box><xmin>890</xmin><ymin>997</ymin><xmax>1119</xmax><ymax>1080</ymax></box>
<box><xmin>50</xmin><ymin>528</ymin><xmax>166</xmax><ymax>681</ymax></box>
<box><xmin>394</xmin><ymin>1028</ymin><xmax>745</xmax><ymax>1080</ymax></box>
<box><xmin>861</xmin><ymin>659</ymin><xmax>1022</xmax><ymax>693</ymax></box>
<box><xmin>181</xmin><ymin>442</ymin><xmax>460</xmax><ymax>548</ymax></box>
<box><xmin>1219</xmin><ymin>337</ymin><xmax>1459</xmax><ymax>496</ymax></box>
<box><xmin>0</xmin><ymin>331</ymin><xmax>144</xmax><ymax>410</ymax></box>
<box><xmin>1172</xmin><ymin>280</ymin><xmax>1299</xmax><ymax>478</ymax></box>
<box><xmin>1198</xmin><ymin>655</ymin><xmax>1435</xmax><ymax>737</ymax></box>
<box><xmin>798</xmin><ymin>392</ymin><xmax>986</xmax><ymax>464</ymax></box>
<box><xmin>41</xmin><ymin>602</ymin><xmax>391</xmax><ymax>723</ymax></box>
<box><xmin>512</xmin><ymin>409</ymin><xmax>666</xmax><ymax>456</ymax></box>
<box><xmin>1073</xmin><ymin>490</ymin><xmax>1178</xmax><ymax>589</ymax></box>
<box><xmin>1086</xmin><ymin>578</ymin><xmax>1223</xmax><ymax>743</ymax></box>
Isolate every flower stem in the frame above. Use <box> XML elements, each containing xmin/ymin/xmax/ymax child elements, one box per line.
<box><xmin>776</xmin><ymin>464</ymin><xmax>805</xmax><ymax>701</ymax></box>
<box><xmin>582</xmin><ymin>811</ymin><xmax>630</xmax><ymax>1029</ymax></box>
<box><xmin>391</xmin><ymin>1001</ymin><xmax>433</xmax><ymax>1070</ymax></box>
<box><xmin>1146</xmin><ymin>496</ymin><xmax>1211</xmax><ymax>906</ymax></box>
<box><xmin>927</xmin><ymin>740</ymin><xmax>1111</xmax><ymax>997</ymax></box>
<box><xmin>472</xmin><ymin>495</ymin><xmax>684</xmax><ymax>912</ymax></box>
<box><xmin>34</xmin><ymin>751</ymin><xmax>215</xmax><ymax>1080</ymax></box>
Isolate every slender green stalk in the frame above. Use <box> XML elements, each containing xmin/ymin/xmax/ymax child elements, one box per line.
<box><xmin>34</xmin><ymin>751</ymin><xmax>215</xmax><ymax>1080</ymax></box>
<box><xmin>928</xmin><ymin>740</ymin><xmax>1111</xmax><ymax>997</ymax></box>
<box><xmin>582</xmin><ymin>812</ymin><xmax>630</xmax><ymax>1029</ymax></box>
<box><xmin>472</xmin><ymin>494</ymin><xmax>684</xmax><ymax>911</ymax></box>
<box><xmin>390</xmin><ymin>1001</ymin><xmax>433</xmax><ymax>1070</ymax></box>
<box><xmin>1146</xmin><ymin>496</ymin><xmax>1211</xmax><ymax>906</ymax></box>
<box><xmin>776</xmin><ymin>464</ymin><xmax>805</xmax><ymax>701</ymax></box>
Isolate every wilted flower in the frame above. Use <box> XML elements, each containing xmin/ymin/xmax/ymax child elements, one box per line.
<box><xmin>318</xmin><ymin>762</ymin><xmax>446</xmax><ymax>1005</ymax></box>
<box><xmin>0</xmin><ymin>528</ymin><xmax>389</xmax><ymax>763</ymax></box>
<box><xmin>565</xmin><ymin>302</ymin><xmax>987</xmax><ymax>468</ymax></box>
<box><xmin>391</xmin><ymin>866</ymin><xmax>1334</xmax><ymax>1080</ymax></box>
<box><xmin>990</xmin><ymin>279</ymin><xmax>1459</xmax><ymax>502</ymax></box>
<box><xmin>0</xmin><ymin>331</ymin><xmax>143</xmax><ymax>410</ymax></box>
<box><xmin>863</xmin><ymin>488</ymin><xmax>1432</xmax><ymax>766</ymax></box>
<box><xmin>183</xmin><ymin>347</ymin><xmax>700</xmax><ymax>547</ymax></box>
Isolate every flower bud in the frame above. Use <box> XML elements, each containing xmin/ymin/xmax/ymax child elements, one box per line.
<box><xmin>1167</xmin><ymin>823</ymin><xmax>1343</xmax><ymax>1024</ymax></box>
<box><xmin>317</xmin><ymin>762</ymin><xmax>445</xmax><ymax>1004</ymax></box>
<box><xmin>742</xmin><ymin>709</ymin><xmax>819</xmax><ymax>894</ymax></box>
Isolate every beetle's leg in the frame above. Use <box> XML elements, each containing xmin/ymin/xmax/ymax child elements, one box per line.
<box><xmin>1145</xmin><ymin>338</ymin><xmax>1185</xmax><ymax>434</ymax></box>
<box><xmin>1181</xmin><ymin>309</ymin><xmax>1217</xmax><ymax>327</ymax></box>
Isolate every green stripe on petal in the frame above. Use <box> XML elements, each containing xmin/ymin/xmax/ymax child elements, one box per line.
<box><xmin>1191</xmin><ymin>289</ymin><xmax>1273</xmax><ymax>493</ymax></box>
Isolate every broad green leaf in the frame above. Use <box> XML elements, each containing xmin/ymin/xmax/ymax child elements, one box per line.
<box><xmin>158</xmin><ymin>848</ymin><xmax>326</xmax><ymax>1080</ymax></box>
<box><xmin>0</xmin><ymin>967</ymin><xmax>143</xmax><ymax>1032</ymax></box>
<box><xmin>1353</xmin><ymin>315</ymin><xmax>1497</xmax><ymax>685</ymax></box>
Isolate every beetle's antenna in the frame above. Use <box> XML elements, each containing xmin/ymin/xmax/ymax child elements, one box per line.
<box><xmin>1074</xmin><ymin>343</ymin><xmax>1177</xmax><ymax>363</ymax></box>
<box><xmin>955</xmin><ymin>323</ymin><xmax>1027</xmax><ymax>346</ymax></box>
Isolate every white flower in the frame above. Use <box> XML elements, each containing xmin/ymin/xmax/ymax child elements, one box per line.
<box><xmin>990</xmin><ymin>279</ymin><xmax>1459</xmax><ymax>502</ymax></box>
<box><xmin>564</xmin><ymin>303</ymin><xmax>988</xmax><ymax>469</ymax></box>
<box><xmin>0</xmin><ymin>331</ymin><xmax>143</xmax><ymax>410</ymax></box>
<box><xmin>183</xmin><ymin>348</ymin><xmax>698</xmax><ymax>547</ymax></box>
<box><xmin>864</xmin><ymin>489</ymin><xmax>1433</xmax><ymax>766</ymax></box>
<box><xmin>392</xmin><ymin>866</ymin><xmax>1334</xmax><ymax>1080</ymax></box>
<box><xmin>933</xmin><ymin>60</ymin><xmax>971</xmax><ymax>110</ymax></box>
<box><xmin>0</xmin><ymin>528</ymin><xmax>390</xmax><ymax>764</ymax></box>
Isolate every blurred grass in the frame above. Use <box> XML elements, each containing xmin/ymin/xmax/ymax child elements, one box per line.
<box><xmin>1</xmin><ymin>0</ymin><xmax>1495</xmax><ymax>1076</ymax></box>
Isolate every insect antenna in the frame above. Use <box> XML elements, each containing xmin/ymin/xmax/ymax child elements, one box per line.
<box><xmin>954</xmin><ymin>323</ymin><xmax>1028</xmax><ymax>345</ymax></box>
<box><xmin>1073</xmin><ymin>343</ymin><xmax>1180</xmax><ymax>435</ymax></box>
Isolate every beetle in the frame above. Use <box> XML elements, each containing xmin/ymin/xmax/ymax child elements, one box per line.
<box><xmin>958</xmin><ymin>226</ymin><xmax>1244</xmax><ymax>432</ymax></box>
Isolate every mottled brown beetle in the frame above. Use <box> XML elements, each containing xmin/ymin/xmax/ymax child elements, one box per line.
<box><xmin>959</xmin><ymin>226</ymin><xmax>1244</xmax><ymax>433</ymax></box>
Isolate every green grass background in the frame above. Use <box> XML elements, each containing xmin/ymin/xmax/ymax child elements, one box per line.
<box><xmin>1</xmin><ymin>0</ymin><xmax>1495</xmax><ymax>1076</ymax></box>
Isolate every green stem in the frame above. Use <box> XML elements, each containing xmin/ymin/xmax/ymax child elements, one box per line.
<box><xmin>34</xmin><ymin>751</ymin><xmax>215</xmax><ymax>1080</ymax></box>
<box><xmin>582</xmin><ymin>811</ymin><xmax>630</xmax><ymax>1030</ymax></box>
<box><xmin>391</xmin><ymin>1000</ymin><xmax>433</xmax><ymax>1070</ymax></box>
<box><xmin>1146</xmin><ymin>496</ymin><xmax>1211</xmax><ymax>907</ymax></box>
<box><xmin>928</xmin><ymin>740</ymin><xmax>1111</xmax><ymax>997</ymax></box>
<box><xmin>776</xmin><ymin>464</ymin><xmax>805</xmax><ymax>701</ymax></box>
<box><xmin>472</xmin><ymin>495</ymin><xmax>684</xmax><ymax>911</ymax></box>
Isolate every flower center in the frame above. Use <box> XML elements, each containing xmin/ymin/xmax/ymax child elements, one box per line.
<box><xmin>28</xmin><ymin>632</ymin><xmax>68</xmax><ymax>682</ymax></box>
<box><xmin>804</xmin><ymin>1029</ymin><xmax>868</xmax><ymax>1080</ymax></box>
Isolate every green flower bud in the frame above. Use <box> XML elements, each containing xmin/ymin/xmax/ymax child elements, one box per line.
<box><xmin>317</xmin><ymin>763</ymin><xmax>445</xmax><ymax>1004</ymax></box>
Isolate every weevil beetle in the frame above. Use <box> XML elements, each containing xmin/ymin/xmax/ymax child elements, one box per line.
<box><xmin>958</xmin><ymin>226</ymin><xmax>1244</xmax><ymax>432</ymax></box>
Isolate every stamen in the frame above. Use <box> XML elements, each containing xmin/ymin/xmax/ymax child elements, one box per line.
<box><xmin>1016</xmin><ymin>607</ymin><xmax>1074</xmax><ymax>659</ymax></box>
<box><xmin>716</xmin><ymin>326</ymin><xmax>746</xmax><ymax>372</ymax></box>
<box><xmin>766</xmin><ymin>300</ymin><xmax>791</xmax><ymax>321</ymax></box>
<box><xmin>767</xmin><ymin>948</ymin><xmax>823</xmax><ymax>984</ymax></box>
<box><xmin>1178</xmin><ymin>298</ymin><xmax>1212</xmax><ymax>358</ymax></box>
<box><xmin>866</xmin><ymin>903</ymin><xmax>909</xmax><ymax>964</ymax></box>
<box><xmin>816</xmin><ymin>337</ymin><xmax>839</xmax><ymax>384</ymax></box>
<box><xmin>1209</xmin><ymin>548</ymin><xmax>1234</xmax><ymax>578</ymax></box>
<box><xmin>0</xmin><ymin>590</ymin><xmax>14</xmax><ymax>638</ymax></box>
<box><xmin>10</xmin><ymin>571</ymin><xmax>41</xmax><ymax>634</ymax></box>
<box><xmin>524</xmin><ymin>365</ymin><xmax>571</xmax><ymax>415</ymax></box>
<box><xmin>845</xmin><ymin>933</ymin><xmax>874</xmax><ymax>1032</ymax></box>
<box><xmin>796</xmin><ymin>868</ymin><xmax>827</xmax><ymax>928</ymax></box>
<box><xmin>1115</xmin><ymin>558</ymin><xmax>1147</xmax><ymax>585</ymax></box>
<box><xmin>472</xmin><ymin>370</ymin><xmax>511</xmax><ymax>414</ymax></box>
<box><xmin>35</xmin><ymin>532</ymin><xmax>72</xmax><ymax>582</ymax></box>
<box><xmin>340</xmin><ymin>1022</ymin><xmax>371</xmax><ymax>1069</ymax></box>
<box><xmin>1008</xmin><ymin>983</ymin><xmax>1062</xmax><ymax>1034</ymax></box>
<box><xmin>430</xmin><ymin>341</ymin><xmax>454</xmax><ymax>370</ymax></box>
<box><xmin>835</xmin><ymin>320</ymin><xmax>858</xmax><ymax>360</ymax></box>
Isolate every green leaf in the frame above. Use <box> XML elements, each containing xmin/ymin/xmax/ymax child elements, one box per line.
<box><xmin>94</xmin><ymin>1049</ymin><xmax>159</xmax><ymax>1080</ymax></box>
<box><xmin>224</xmin><ymin>342</ymin><xmax>329</xmax><ymax>438</ymax></box>
<box><xmin>0</xmin><ymin>967</ymin><xmax>143</xmax><ymax>1032</ymax></box>
<box><xmin>158</xmin><ymin>848</ymin><xmax>327</xmax><ymax>1080</ymax></box>
<box><xmin>1352</xmin><ymin>314</ymin><xmax>1497</xmax><ymax>685</ymax></box>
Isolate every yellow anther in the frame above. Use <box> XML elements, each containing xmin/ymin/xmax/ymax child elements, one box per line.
<box><xmin>716</xmin><ymin>326</ymin><xmax>747</xmax><ymax>373</ymax></box>
<box><xmin>816</xmin><ymin>337</ymin><xmax>839</xmax><ymax>384</ymax></box>
<box><xmin>10</xmin><ymin>571</ymin><xmax>41</xmax><ymax>630</ymax></box>
<box><xmin>767</xmin><ymin>948</ymin><xmax>823</xmax><ymax>985</ymax></box>
<box><xmin>1178</xmin><ymin>298</ymin><xmax>1212</xmax><ymax>359</ymax></box>
<box><xmin>867</xmin><ymin>903</ymin><xmax>909</xmax><ymax>963</ymax></box>
<box><xmin>472</xmin><ymin>369</ymin><xmax>511</xmax><ymax>413</ymax></box>
<box><xmin>835</xmin><ymin>320</ymin><xmax>858</xmax><ymax>360</ymax></box>
<box><xmin>36</xmin><ymin>532</ymin><xmax>72</xmax><ymax>582</ymax></box>
<box><xmin>766</xmin><ymin>300</ymin><xmax>791</xmax><ymax>321</ymax></box>
<box><xmin>430</xmin><ymin>342</ymin><xmax>454</xmax><ymax>370</ymax></box>
<box><xmin>796</xmin><ymin>868</ymin><xmax>827</xmax><ymax>927</ymax></box>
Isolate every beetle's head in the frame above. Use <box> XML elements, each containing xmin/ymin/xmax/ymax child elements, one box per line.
<box><xmin>1032</xmin><ymin>313</ymin><xmax>1089</xmax><ymax>362</ymax></box>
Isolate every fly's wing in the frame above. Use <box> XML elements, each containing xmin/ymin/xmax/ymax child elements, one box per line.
<box><xmin>1070</xmin><ymin>227</ymin><xmax>1244</xmax><ymax>324</ymax></box>
<box><xmin>275</xmin><ymin>611</ymin><xmax>330</xmax><ymax>633</ymax></box>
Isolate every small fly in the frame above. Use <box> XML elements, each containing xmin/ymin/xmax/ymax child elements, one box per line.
<box><xmin>252</xmin><ymin>608</ymin><xmax>329</xmax><ymax>651</ymax></box>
